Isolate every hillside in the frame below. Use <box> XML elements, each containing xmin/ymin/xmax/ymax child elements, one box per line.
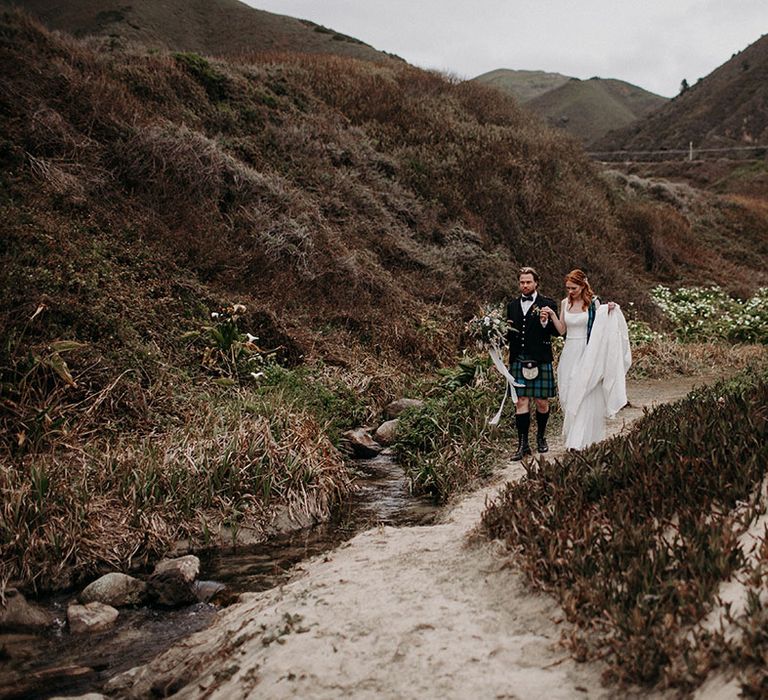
<box><xmin>1</xmin><ymin>4</ymin><xmax>768</xmax><ymax>605</ymax></box>
<box><xmin>2</xmin><ymin>9</ymin><xmax>767</xmax><ymax>695</ymax></box>
<box><xmin>526</xmin><ymin>77</ymin><xmax>667</xmax><ymax>145</ymax></box>
<box><xmin>0</xmin><ymin>0</ymin><xmax>400</xmax><ymax>62</ymax></box>
<box><xmin>472</xmin><ymin>69</ymin><xmax>666</xmax><ymax>145</ymax></box>
<box><xmin>594</xmin><ymin>33</ymin><xmax>768</xmax><ymax>152</ymax></box>
<box><xmin>471</xmin><ymin>68</ymin><xmax>572</xmax><ymax>104</ymax></box>
<box><xmin>2</xmin><ymin>7</ymin><xmax>768</xmax><ymax>451</ymax></box>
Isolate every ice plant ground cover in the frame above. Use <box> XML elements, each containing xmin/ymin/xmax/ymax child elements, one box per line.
<box><xmin>482</xmin><ymin>364</ymin><xmax>768</xmax><ymax>695</ymax></box>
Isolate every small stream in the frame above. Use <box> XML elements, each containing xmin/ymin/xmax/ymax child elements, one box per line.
<box><xmin>0</xmin><ymin>451</ymin><xmax>439</xmax><ymax>699</ymax></box>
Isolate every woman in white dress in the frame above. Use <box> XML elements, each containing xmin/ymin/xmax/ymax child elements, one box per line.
<box><xmin>540</xmin><ymin>269</ymin><xmax>630</xmax><ymax>450</ymax></box>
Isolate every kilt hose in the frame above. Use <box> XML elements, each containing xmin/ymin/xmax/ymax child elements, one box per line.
<box><xmin>509</xmin><ymin>359</ymin><xmax>557</xmax><ymax>398</ymax></box>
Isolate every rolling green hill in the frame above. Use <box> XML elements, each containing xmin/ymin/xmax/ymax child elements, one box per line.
<box><xmin>527</xmin><ymin>77</ymin><xmax>667</xmax><ymax>145</ymax></box>
<box><xmin>474</xmin><ymin>68</ymin><xmax>667</xmax><ymax>145</ymax></box>
<box><xmin>471</xmin><ymin>68</ymin><xmax>572</xmax><ymax>104</ymax></box>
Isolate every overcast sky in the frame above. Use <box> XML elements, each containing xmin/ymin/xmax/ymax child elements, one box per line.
<box><xmin>244</xmin><ymin>0</ymin><xmax>765</xmax><ymax>97</ymax></box>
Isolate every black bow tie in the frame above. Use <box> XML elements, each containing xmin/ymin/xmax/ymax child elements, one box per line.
<box><xmin>522</xmin><ymin>295</ymin><xmax>534</xmax><ymax>302</ymax></box>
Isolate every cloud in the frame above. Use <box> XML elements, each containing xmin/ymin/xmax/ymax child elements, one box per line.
<box><xmin>246</xmin><ymin>0</ymin><xmax>765</xmax><ymax>97</ymax></box>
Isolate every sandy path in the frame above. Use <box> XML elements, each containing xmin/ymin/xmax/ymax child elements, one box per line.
<box><xmin>106</xmin><ymin>375</ymin><xmax>715</xmax><ymax>700</ymax></box>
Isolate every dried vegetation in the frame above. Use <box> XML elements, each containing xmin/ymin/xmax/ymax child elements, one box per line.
<box><xmin>1</xmin><ymin>10</ymin><xmax>767</xmax><ymax>595</ymax></box>
<box><xmin>482</xmin><ymin>366</ymin><xmax>768</xmax><ymax>694</ymax></box>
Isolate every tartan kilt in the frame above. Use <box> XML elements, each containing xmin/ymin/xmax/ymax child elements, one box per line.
<box><xmin>509</xmin><ymin>360</ymin><xmax>557</xmax><ymax>398</ymax></box>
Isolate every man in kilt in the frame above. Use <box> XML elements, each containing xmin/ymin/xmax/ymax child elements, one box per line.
<box><xmin>506</xmin><ymin>267</ymin><xmax>561</xmax><ymax>459</ymax></box>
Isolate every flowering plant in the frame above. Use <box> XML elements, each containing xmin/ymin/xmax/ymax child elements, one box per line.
<box><xmin>466</xmin><ymin>303</ymin><xmax>509</xmax><ymax>350</ymax></box>
<box><xmin>652</xmin><ymin>285</ymin><xmax>768</xmax><ymax>343</ymax></box>
<box><xmin>182</xmin><ymin>303</ymin><xmax>271</xmax><ymax>383</ymax></box>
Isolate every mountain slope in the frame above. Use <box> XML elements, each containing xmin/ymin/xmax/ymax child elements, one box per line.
<box><xmin>472</xmin><ymin>69</ymin><xmax>572</xmax><ymax>104</ymax></box>
<box><xmin>525</xmin><ymin>77</ymin><xmax>667</xmax><ymax>145</ymax></box>
<box><xmin>1</xmin><ymin>8</ymin><xmax>767</xmax><ymax>451</ymax></box>
<box><xmin>0</xmin><ymin>0</ymin><xmax>400</xmax><ymax>62</ymax></box>
<box><xmin>0</xmin><ymin>9</ymin><xmax>628</xmax><ymax>375</ymax></box>
<box><xmin>594</xmin><ymin>33</ymin><xmax>768</xmax><ymax>151</ymax></box>
<box><xmin>472</xmin><ymin>68</ymin><xmax>667</xmax><ymax>145</ymax></box>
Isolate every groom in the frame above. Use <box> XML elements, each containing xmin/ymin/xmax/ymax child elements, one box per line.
<box><xmin>506</xmin><ymin>267</ymin><xmax>561</xmax><ymax>459</ymax></box>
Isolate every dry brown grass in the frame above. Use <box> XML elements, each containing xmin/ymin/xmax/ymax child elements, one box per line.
<box><xmin>2</xmin><ymin>10</ymin><xmax>767</xmax><ymax>594</ymax></box>
<box><xmin>0</xmin><ymin>395</ymin><xmax>352</xmax><ymax>592</ymax></box>
<box><xmin>629</xmin><ymin>341</ymin><xmax>768</xmax><ymax>379</ymax></box>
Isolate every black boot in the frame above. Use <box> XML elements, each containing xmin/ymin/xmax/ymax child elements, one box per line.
<box><xmin>512</xmin><ymin>412</ymin><xmax>532</xmax><ymax>461</ymax></box>
<box><xmin>512</xmin><ymin>435</ymin><xmax>532</xmax><ymax>461</ymax></box>
<box><xmin>536</xmin><ymin>410</ymin><xmax>550</xmax><ymax>453</ymax></box>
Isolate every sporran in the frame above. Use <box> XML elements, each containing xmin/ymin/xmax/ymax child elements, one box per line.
<box><xmin>521</xmin><ymin>359</ymin><xmax>539</xmax><ymax>380</ymax></box>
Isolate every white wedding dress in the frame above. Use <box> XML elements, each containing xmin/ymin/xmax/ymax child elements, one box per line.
<box><xmin>557</xmin><ymin>303</ymin><xmax>607</xmax><ymax>449</ymax></box>
<box><xmin>558</xmin><ymin>301</ymin><xmax>632</xmax><ymax>450</ymax></box>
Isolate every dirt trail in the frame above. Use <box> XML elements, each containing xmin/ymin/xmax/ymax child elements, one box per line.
<box><xmin>106</xmin><ymin>375</ymin><xmax>727</xmax><ymax>700</ymax></box>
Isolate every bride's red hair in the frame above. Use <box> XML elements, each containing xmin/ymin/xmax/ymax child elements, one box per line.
<box><xmin>564</xmin><ymin>269</ymin><xmax>594</xmax><ymax>308</ymax></box>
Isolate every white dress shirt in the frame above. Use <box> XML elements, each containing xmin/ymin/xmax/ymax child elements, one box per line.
<box><xmin>522</xmin><ymin>292</ymin><xmax>549</xmax><ymax>327</ymax></box>
<box><xmin>521</xmin><ymin>291</ymin><xmax>537</xmax><ymax>316</ymax></box>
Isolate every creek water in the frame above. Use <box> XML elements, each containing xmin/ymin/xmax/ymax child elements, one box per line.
<box><xmin>0</xmin><ymin>451</ymin><xmax>439</xmax><ymax>699</ymax></box>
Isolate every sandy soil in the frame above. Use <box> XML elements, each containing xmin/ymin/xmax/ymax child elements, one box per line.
<box><xmin>103</xmin><ymin>374</ymin><xmax>740</xmax><ymax>700</ymax></box>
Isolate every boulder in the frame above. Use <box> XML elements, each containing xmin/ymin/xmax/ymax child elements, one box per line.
<box><xmin>67</xmin><ymin>602</ymin><xmax>119</xmax><ymax>634</ymax></box>
<box><xmin>146</xmin><ymin>555</ymin><xmax>201</xmax><ymax>606</ymax></box>
<box><xmin>341</xmin><ymin>428</ymin><xmax>382</xmax><ymax>458</ymax></box>
<box><xmin>0</xmin><ymin>588</ymin><xmax>53</xmax><ymax>630</ymax></box>
<box><xmin>374</xmin><ymin>419</ymin><xmax>399</xmax><ymax>446</ymax></box>
<box><xmin>147</xmin><ymin>570</ymin><xmax>198</xmax><ymax>607</ymax></box>
<box><xmin>384</xmin><ymin>398</ymin><xmax>424</xmax><ymax>419</ymax></box>
<box><xmin>79</xmin><ymin>572</ymin><xmax>147</xmax><ymax>607</ymax></box>
<box><xmin>268</xmin><ymin>505</ymin><xmax>316</xmax><ymax>534</ymax></box>
<box><xmin>152</xmin><ymin>555</ymin><xmax>200</xmax><ymax>583</ymax></box>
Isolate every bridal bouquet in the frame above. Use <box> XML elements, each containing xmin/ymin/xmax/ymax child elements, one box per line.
<box><xmin>466</xmin><ymin>303</ymin><xmax>509</xmax><ymax>351</ymax></box>
<box><xmin>466</xmin><ymin>302</ymin><xmax>523</xmax><ymax>425</ymax></box>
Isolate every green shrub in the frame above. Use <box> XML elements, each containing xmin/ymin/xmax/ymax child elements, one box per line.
<box><xmin>627</xmin><ymin>318</ymin><xmax>665</xmax><ymax>346</ymax></box>
<box><xmin>395</xmin><ymin>374</ymin><xmax>513</xmax><ymax>501</ymax></box>
<box><xmin>255</xmin><ymin>364</ymin><xmax>368</xmax><ymax>446</ymax></box>
<box><xmin>173</xmin><ymin>52</ymin><xmax>229</xmax><ymax>101</ymax></box>
<box><xmin>181</xmin><ymin>303</ymin><xmax>271</xmax><ymax>384</ymax></box>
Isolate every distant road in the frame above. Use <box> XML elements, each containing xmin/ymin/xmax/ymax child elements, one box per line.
<box><xmin>587</xmin><ymin>144</ymin><xmax>767</xmax><ymax>163</ymax></box>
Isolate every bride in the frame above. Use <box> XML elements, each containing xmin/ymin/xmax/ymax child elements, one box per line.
<box><xmin>540</xmin><ymin>269</ymin><xmax>632</xmax><ymax>450</ymax></box>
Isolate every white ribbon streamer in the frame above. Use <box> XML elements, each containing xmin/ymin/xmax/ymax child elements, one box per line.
<box><xmin>488</xmin><ymin>344</ymin><xmax>524</xmax><ymax>426</ymax></box>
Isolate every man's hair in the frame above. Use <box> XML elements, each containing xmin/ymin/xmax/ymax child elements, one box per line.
<box><xmin>518</xmin><ymin>266</ymin><xmax>539</xmax><ymax>282</ymax></box>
